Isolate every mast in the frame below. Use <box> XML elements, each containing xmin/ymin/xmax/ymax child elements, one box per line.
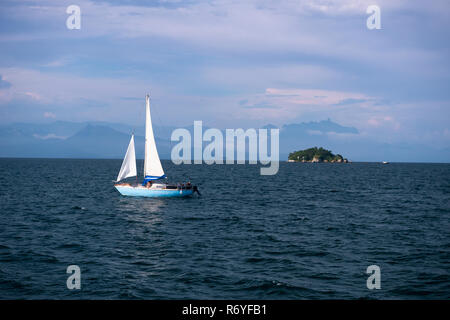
<box><xmin>144</xmin><ymin>94</ymin><xmax>149</xmax><ymax>177</ymax></box>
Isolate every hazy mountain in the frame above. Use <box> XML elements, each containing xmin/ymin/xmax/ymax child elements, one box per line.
<box><xmin>278</xmin><ymin>121</ymin><xmax>450</xmax><ymax>162</ymax></box>
<box><xmin>0</xmin><ymin>123</ymin><xmax>172</xmax><ymax>159</ymax></box>
<box><xmin>282</xmin><ymin>119</ymin><xmax>358</xmax><ymax>135</ymax></box>
<box><xmin>0</xmin><ymin>119</ymin><xmax>449</xmax><ymax>162</ymax></box>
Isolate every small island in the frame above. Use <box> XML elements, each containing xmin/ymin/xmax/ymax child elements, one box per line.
<box><xmin>288</xmin><ymin>147</ymin><xmax>349</xmax><ymax>163</ymax></box>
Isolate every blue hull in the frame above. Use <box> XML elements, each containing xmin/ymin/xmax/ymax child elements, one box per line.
<box><xmin>115</xmin><ymin>185</ymin><xmax>193</xmax><ymax>198</ymax></box>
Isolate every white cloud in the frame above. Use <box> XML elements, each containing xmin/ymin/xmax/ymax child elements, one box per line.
<box><xmin>0</xmin><ymin>67</ymin><xmax>162</xmax><ymax>104</ymax></box>
<box><xmin>201</xmin><ymin>64</ymin><xmax>340</xmax><ymax>90</ymax></box>
<box><xmin>1</xmin><ymin>0</ymin><xmax>446</xmax><ymax>72</ymax></box>
<box><xmin>41</xmin><ymin>57</ymin><xmax>71</xmax><ymax>68</ymax></box>
<box><xmin>33</xmin><ymin>133</ymin><xmax>67</xmax><ymax>140</ymax></box>
<box><xmin>24</xmin><ymin>91</ymin><xmax>42</xmax><ymax>101</ymax></box>
<box><xmin>265</xmin><ymin>88</ymin><xmax>372</xmax><ymax>106</ymax></box>
<box><xmin>367</xmin><ymin>116</ymin><xmax>398</xmax><ymax>129</ymax></box>
<box><xmin>43</xmin><ymin>111</ymin><xmax>56</xmax><ymax>118</ymax></box>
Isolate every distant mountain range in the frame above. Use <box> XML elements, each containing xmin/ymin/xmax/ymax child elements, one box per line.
<box><xmin>0</xmin><ymin>119</ymin><xmax>449</xmax><ymax>162</ymax></box>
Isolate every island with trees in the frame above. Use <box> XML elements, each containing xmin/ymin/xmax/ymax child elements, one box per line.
<box><xmin>288</xmin><ymin>147</ymin><xmax>349</xmax><ymax>163</ymax></box>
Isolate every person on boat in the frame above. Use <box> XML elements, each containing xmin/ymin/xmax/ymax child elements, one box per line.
<box><xmin>116</xmin><ymin>182</ymin><xmax>131</xmax><ymax>187</ymax></box>
<box><xmin>146</xmin><ymin>181</ymin><xmax>152</xmax><ymax>188</ymax></box>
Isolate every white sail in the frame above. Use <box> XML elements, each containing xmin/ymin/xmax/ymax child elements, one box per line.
<box><xmin>116</xmin><ymin>134</ymin><xmax>137</xmax><ymax>182</ymax></box>
<box><xmin>143</xmin><ymin>94</ymin><xmax>165</xmax><ymax>179</ymax></box>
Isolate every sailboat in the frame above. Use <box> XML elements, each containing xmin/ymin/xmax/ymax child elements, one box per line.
<box><xmin>114</xmin><ymin>94</ymin><xmax>199</xmax><ymax>197</ymax></box>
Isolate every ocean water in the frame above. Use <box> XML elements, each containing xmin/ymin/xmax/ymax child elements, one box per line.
<box><xmin>0</xmin><ymin>158</ymin><xmax>449</xmax><ymax>299</ymax></box>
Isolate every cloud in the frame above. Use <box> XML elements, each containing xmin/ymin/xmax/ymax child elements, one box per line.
<box><xmin>33</xmin><ymin>133</ymin><xmax>66</xmax><ymax>140</ymax></box>
<box><xmin>239</xmin><ymin>100</ymin><xmax>280</xmax><ymax>109</ymax></box>
<box><xmin>0</xmin><ymin>75</ymin><xmax>12</xmax><ymax>89</ymax></box>
<box><xmin>24</xmin><ymin>91</ymin><xmax>42</xmax><ymax>101</ymax></box>
<box><xmin>367</xmin><ymin>116</ymin><xmax>399</xmax><ymax>129</ymax></box>
<box><xmin>265</xmin><ymin>88</ymin><xmax>373</xmax><ymax>106</ymax></box>
<box><xmin>201</xmin><ymin>64</ymin><xmax>340</xmax><ymax>91</ymax></box>
<box><xmin>307</xmin><ymin>130</ymin><xmax>323</xmax><ymax>135</ymax></box>
<box><xmin>43</xmin><ymin>111</ymin><xmax>56</xmax><ymax>118</ymax></box>
<box><xmin>226</xmin><ymin>87</ymin><xmax>383</xmax><ymax>129</ymax></box>
<box><xmin>333</xmin><ymin>98</ymin><xmax>370</xmax><ymax>106</ymax></box>
<box><xmin>2</xmin><ymin>0</ymin><xmax>447</xmax><ymax>73</ymax></box>
<box><xmin>0</xmin><ymin>67</ymin><xmax>164</xmax><ymax>105</ymax></box>
<box><xmin>41</xmin><ymin>57</ymin><xmax>71</xmax><ymax>68</ymax></box>
<box><xmin>119</xmin><ymin>97</ymin><xmax>142</xmax><ymax>101</ymax></box>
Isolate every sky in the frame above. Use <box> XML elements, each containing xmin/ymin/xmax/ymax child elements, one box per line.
<box><xmin>0</xmin><ymin>0</ymin><xmax>449</xmax><ymax>149</ymax></box>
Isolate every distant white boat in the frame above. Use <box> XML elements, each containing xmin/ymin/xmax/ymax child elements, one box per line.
<box><xmin>114</xmin><ymin>94</ymin><xmax>199</xmax><ymax>197</ymax></box>
<box><xmin>382</xmin><ymin>161</ymin><xmax>389</xmax><ymax>164</ymax></box>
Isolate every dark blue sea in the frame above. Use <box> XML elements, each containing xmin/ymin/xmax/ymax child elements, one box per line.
<box><xmin>0</xmin><ymin>159</ymin><xmax>449</xmax><ymax>299</ymax></box>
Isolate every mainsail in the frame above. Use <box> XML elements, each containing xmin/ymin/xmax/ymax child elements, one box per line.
<box><xmin>116</xmin><ymin>134</ymin><xmax>137</xmax><ymax>182</ymax></box>
<box><xmin>143</xmin><ymin>94</ymin><xmax>165</xmax><ymax>183</ymax></box>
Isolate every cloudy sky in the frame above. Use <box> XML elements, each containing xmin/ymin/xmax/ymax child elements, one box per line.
<box><xmin>0</xmin><ymin>0</ymin><xmax>449</xmax><ymax>148</ymax></box>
